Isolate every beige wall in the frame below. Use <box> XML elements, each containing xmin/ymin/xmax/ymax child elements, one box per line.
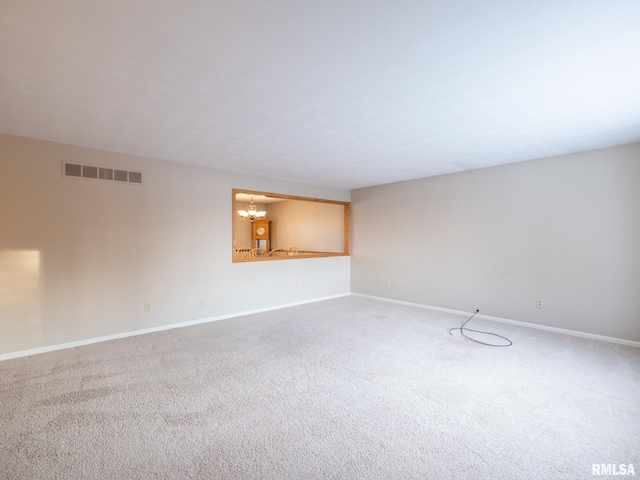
<box><xmin>351</xmin><ymin>143</ymin><xmax>640</xmax><ymax>342</ymax></box>
<box><xmin>0</xmin><ymin>134</ymin><xmax>350</xmax><ymax>355</ymax></box>
<box><xmin>268</xmin><ymin>200</ymin><xmax>345</xmax><ymax>252</ymax></box>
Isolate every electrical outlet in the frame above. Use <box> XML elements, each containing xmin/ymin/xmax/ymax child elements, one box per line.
<box><xmin>145</xmin><ymin>302</ymin><xmax>151</xmax><ymax>311</ymax></box>
<box><xmin>536</xmin><ymin>299</ymin><xmax>543</xmax><ymax>308</ymax></box>
<box><xmin>385</xmin><ymin>280</ymin><xmax>391</xmax><ymax>287</ymax></box>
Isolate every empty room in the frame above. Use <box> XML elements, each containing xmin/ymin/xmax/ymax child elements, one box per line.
<box><xmin>1</xmin><ymin>1</ymin><xmax>639</xmax><ymax>479</ymax></box>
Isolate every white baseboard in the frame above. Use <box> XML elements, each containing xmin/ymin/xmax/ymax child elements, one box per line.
<box><xmin>0</xmin><ymin>293</ymin><xmax>350</xmax><ymax>362</ymax></box>
<box><xmin>351</xmin><ymin>293</ymin><xmax>640</xmax><ymax>348</ymax></box>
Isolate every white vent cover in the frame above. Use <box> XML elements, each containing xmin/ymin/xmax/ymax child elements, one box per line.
<box><xmin>62</xmin><ymin>161</ymin><xmax>143</xmax><ymax>185</ymax></box>
<box><xmin>82</xmin><ymin>165</ymin><xmax>98</xmax><ymax>179</ymax></box>
<box><xmin>64</xmin><ymin>162</ymin><xmax>82</xmax><ymax>177</ymax></box>
<box><xmin>99</xmin><ymin>167</ymin><xmax>113</xmax><ymax>180</ymax></box>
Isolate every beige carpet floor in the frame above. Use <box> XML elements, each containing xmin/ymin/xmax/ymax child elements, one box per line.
<box><xmin>1</xmin><ymin>295</ymin><xmax>639</xmax><ymax>479</ymax></box>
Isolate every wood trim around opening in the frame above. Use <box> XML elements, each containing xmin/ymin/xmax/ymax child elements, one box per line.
<box><xmin>232</xmin><ymin>188</ymin><xmax>350</xmax><ymax>262</ymax></box>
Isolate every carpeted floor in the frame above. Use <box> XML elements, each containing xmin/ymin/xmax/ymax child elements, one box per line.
<box><xmin>1</xmin><ymin>295</ymin><xmax>639</xmax><ymax>479</ymax></box>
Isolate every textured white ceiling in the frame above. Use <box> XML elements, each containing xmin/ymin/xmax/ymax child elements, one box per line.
<box><xmin>1</xmin><ymin>1</ymin><xmax>639</xmax><ymax>189</ymax></box>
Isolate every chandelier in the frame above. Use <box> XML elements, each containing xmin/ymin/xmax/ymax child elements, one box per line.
<box><xmin>238</xmin><ymin>195</ymin><xmax>266</xmax><ymax>221</ymax></box>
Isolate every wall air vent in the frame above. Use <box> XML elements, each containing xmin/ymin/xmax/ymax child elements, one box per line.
<box><xmin>62</xmin><ymin>161</ymin><xmax>143</xmax><ymax>186</ymax></box>
<box><xmin>82</xmin><ymin>165</ymin><xmax>98</xmax><ymax>179</ymax></box>
<box><xmin>128</xmin><ymin>171</ymin><xmax>142</xmax><ymax>184</ymax></box>
<box><xmin>99</xmin><ymin>167</ymin><xmax>113</xmax><ymax>180</ymax></box>
<box><xmin>114</xmin><ymin>169</ymin><xmax>128</xmax><ymax>182</ymax></box>
<box><xmin>64</xmin><ymin>162</ymin><xmax>82</xmax><ymax>177</ymax></box>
